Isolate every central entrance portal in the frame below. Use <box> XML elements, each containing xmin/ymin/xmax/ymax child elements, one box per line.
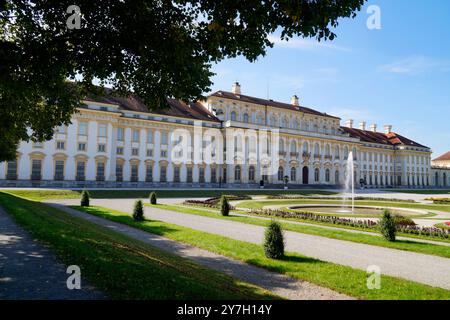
<box><xmin>302</xmin><ymin>166</ymin><xmax>309</xmax><ymax>185</ymax></box>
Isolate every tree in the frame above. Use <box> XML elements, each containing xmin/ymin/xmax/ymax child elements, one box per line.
<box><xmin>149</xmin><ymin>192</ymin><xmax>157</xmax><ymax>205</ymax></box>
<box><xmin>379</xmin><ymin>210</ymin><xmax>396</xmax><ymax>242</ymax></box>
<box><xmin>133</xmin><ymin>200</ymin><xmax>145</xmax><ymax>221</ymax></box>
<box><xmin>0</xmin><ymin>1</ymin><xmax>365</xmax><ymax>161</ymax></box>
<box><xmin>220</xmin><ymin>195</ymin><xmax>230</xmax><ymax>216</ymax></box>
<box><xmin>80</xmin><ymin>189</ymin><xmax>90</xmax><ymax>207</ymax></box>
<box><xmin>264</xmin><ymin>221</ymin><xmax>284</xmax><ymax>259</ymax></box>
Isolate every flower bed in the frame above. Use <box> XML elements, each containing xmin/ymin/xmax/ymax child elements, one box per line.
<box><xmin>426</xmin><ymin>198</ymin><xmax>450</xmax><ymax>204</ymax></box>
<box><xmin>266</xmin><ymin>195</ymin><xmax>416</xmax><ymax>203</ymax></box>
<box><xmin>183</xmin><ymin>195</ymin><xmax>251</xmax><ymax>209</ymax></box>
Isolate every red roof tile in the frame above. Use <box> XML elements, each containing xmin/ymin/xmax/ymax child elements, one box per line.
<box><xmin>341</xmin><ymin>127</ymin><xmax>429</xmax><ymax>149</ymax></box>
<box><xmin>209</xmin><ymin>91</ymin><xmax>340</xmax><ymax>119</ymax></box>
<box><xmin>433</xmin><ymin>151</ymin><xmax>450</xmax><ymax>161</ymax></box>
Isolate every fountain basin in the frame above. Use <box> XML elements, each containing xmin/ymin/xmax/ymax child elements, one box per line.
<box><xmin>288</xmin><ymin>204</ymin><xmax>425</xmax><ymax>217</ymax></box>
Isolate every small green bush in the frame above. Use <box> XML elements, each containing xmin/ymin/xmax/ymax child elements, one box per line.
<box><xmin>220</xmin><ymin>195</ymin><xmax>230</xmax><ymax>216</ymax></box>
<box><xmin>380</xmin><ymin>210</ymin><xmax>396</xmax><ymax>242</ymax></box>
<box><xmin>264</xmin><ymin>221</ymin><xmax>284</xmax><ymax>259</ymax></box>
<box><xmin>80</xmin><ymin>190</ymin><xmax>90</xmax><ymax>207</ymax></box>
<box><xmin>149</xmin><ymin>192</ymin><xmax>157</xmax><ymax>205</ymax></box>
<box><xmin>393</xmin><ymin>215</ymin><xmax>416</xmax><ymax>227</ymax></box>
<box><xmin>133</xmin><ymin>200</ymin><xmax>145</xmax><ymax>221</ymax></box>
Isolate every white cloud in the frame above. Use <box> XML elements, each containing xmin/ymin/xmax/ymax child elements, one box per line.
<box><xmin>379</xmin><ymin>56</ymin><xmax>450</xmax><ymax>75</ymax></box>
<box><xmin>267</xmin><ymin>35</ymin><xmax>351</xmax><ymax>52</ymax></box>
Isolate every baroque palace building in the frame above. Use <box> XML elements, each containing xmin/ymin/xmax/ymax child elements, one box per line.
<box><xmin>432</xmin><ymin>151</ymin><xmax>450</xmax><ymax>187</ymax></box>
<box><xmin>0</xmin><ymin>82</ymin><xmax>435</xmax><ymax>188</ymax></box>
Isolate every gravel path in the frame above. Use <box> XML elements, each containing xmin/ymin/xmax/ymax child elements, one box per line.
<box><xmin>46</xmin><ymin>203</ymin><xmax>351</xmax><ymax>300</ymax></box>
<box><xmin>0</xmin><ymin>206</ymin><xmax>104</xmax><ymax>300</ymax></box>
<box><xmin>50</xmin><ymin>199</ymin><xmax>450</xmax><ymax>290</ymax></box>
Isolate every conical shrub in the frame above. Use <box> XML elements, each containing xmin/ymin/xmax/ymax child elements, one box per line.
<box><xmin>264</xmin><ymin>221</ymin><xmax>284</xmax><ymax>259</ymax></box>
<box><xmin>149</xmin><ymin>192</ymin><xmax>157</xmax><ymax>205</ymax></box>
<box><xmin>133</xmin><ymin>200</ymin><xmax>145</xmax><ymax>221</ymax></box>
<box><xmin>220</xmin><ymin>195</ymin><xmax>230</xmax><ymax>216</ymax></box>
<box><xmin>380</xmin><ymin>210</ymin><xmax>396</xmax><ymax>242</ymax></box>
<box><xmin>80</xmin><ymin>189</ymin><xmax>90</xmax><ymax>207</ymax></box>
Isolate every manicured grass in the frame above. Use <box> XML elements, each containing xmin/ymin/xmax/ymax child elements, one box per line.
<box><xmin>435</xmin><ymin>223</ymin><xmax>450</xmax><ymax>230</ymax></box>
<box><xmin>0</xmin><ymin>193</ymin><xmax>276</xmax><ymax>300</ymax></box>
<box><xmin>72</xmin><ymin>204</ymin><xmax>450</xmax><ymax>300</ymax></box>
<box><xmin>155</xmin><ymin>204</ymin><xmax>450</xmax><ymax>258</ymax></box>
<box><xmin>383</xmin><ymin>189</ymin><xmax>450</xmax><ymax>195</ymax></box>
<box><xmin>1</xmin><ymin>188</ymin><xmax>337</xmax><ymax>200</ymax></box>
<box><xmin>236</xmin><ymin>198</ymin><xmax>450</xmax><ymax>213</ymax></box>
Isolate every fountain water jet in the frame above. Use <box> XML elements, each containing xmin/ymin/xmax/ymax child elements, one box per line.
<box><xmin>343</xmin><ymin>151</ymin><xmax>355</xmax><ymax>213</ymax></box>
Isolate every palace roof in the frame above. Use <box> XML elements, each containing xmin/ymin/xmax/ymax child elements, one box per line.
<box><xmin>85</xmin><ymin>89</ymin><xmax>220</xmax><ymax>123</ymax></box>
<box><xmin>433</xmin><ymin>151</ymin><xmax>450</xmax><ymax>161</ymax></box>
<box><xmin>341</xmin><ymin>127</ymin><xmax>429</xmax><ymax>149</ymax></box>
<box><xmin>209</xmin><ymin>91</ymin><xmax>340</xmax><ymax>120</ymax></box>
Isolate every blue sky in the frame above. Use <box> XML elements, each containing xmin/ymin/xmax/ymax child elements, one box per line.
<box><xmin>208</xmin><ymin>0</ymin><xmax>450</xmax><ymax>158</ymax></box>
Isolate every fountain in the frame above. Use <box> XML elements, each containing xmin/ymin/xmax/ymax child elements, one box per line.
<box><xmin>343</xmin><ymin>151</ymin><xmax>355</xmax><ymax>213</ymax></box>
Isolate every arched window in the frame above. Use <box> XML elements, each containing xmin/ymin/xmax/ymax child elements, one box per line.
<box><xmin>325</xmin><ymin>169</ymin><xmax>330</xmax><ymax>182</ymax></box>
<box><xmin>303</xmin><ymin>142</ymin><xmax>309</xmax><ymax>153</ymax></box>
<box><xmin>256</xmin><ymin>114</ymin><xmax>264</xmax><ymax>124</ymax></box>
<box><xmin>335</xmin><ymin>145</ymin><xmax>340</xmax><ymax>159</ymax></box>
<box><xmin>292</xmin><ymin>119</ymin><xmax>299</xmax><ymax>129</ymax></box>
<box><xmin>435</xmin><ymin>172</ymin><xmax>439</xmax><ymax>186</ymax></box>
<box><xmin>281</xmin><ymin>117</ymin><xmax>288</xmax><ymax>128</ymax></box>
<box><xmin>290</xmin><ymin>167</ymin><xmax>296</xmax><ymax>181</ymax></box>
<box><xmin>335</xmin><ymin>170</ymin><xmax>340</xmax><ymax>184</ymax></box>
<box><xmin>243</xmin><ymin>113</ymin><xmax>249</xmax><ymax>123</ymax></box>
<box><xmin>444</xmin><ymin>173</ymin><xmax>447</xmax><ymax>186</ymax></box>
<box><xmin>314</xmin><ymin>168</ymin><xmax>320</xmax><ymax>182</ymax></box>
<box><xmin>279</xmin><ymin>139</ymin><xmax>285</xmax><ymax>152</ymax></box>
<box><xmin>234</xmin><ymin>165</ymin><xmax>241</xmax><ymax>181</ymax></box>
<box><xmin>314</xmin><ymin>143</ymin><xmax>320</xmax><ymax>156</ymax></box>
<box><xmin>231</xmin><ymin>111</ymin><xmax>237</xmax><ymax>121</ymax></box>
<box><xmin>270</xmin><ymin>115</ymin><xmax>278</xmax><ymax>126</ymax></box>
<box><xmin>325</xmin><ymin>145</ymin><xmax>331</xmax><ymax>157</ymax></box>
<box><xmin>278</xmin><ymin>166</ymin><xmax>284</xmax><ymax>181</ymax></box>
<box><xmin>248</xmin><ymin>166</ymin><xmax>255</xmax><ymax>181</ymax></box>
<box><xmin>352</xmin><ymin>147</ymin><xmax>357</xmax><ymax>160</ymax></box>
<box><xmin>290</xmin><ymin>141</ymin><xmax>297</xmax><ymax>153</ymax></box>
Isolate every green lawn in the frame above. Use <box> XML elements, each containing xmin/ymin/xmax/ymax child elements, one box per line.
<box><xmin>236</xmin><ymin>198</ymin><xmax>450</xmax><ymax>213</ymax></box>
<box><xmin>0</xmin><ymin>188</ymin><xmax>337</xmax><ymax>200</ymax></box>
<box><xmin>0</xmin><ymin>193</ymin><xmax>276</xmax><ymax>300</ymax></box>
<box><xmin>71</xmin><ymin>204</ymin><xmax>450</xmax><ymax>300</ymax></box>
<box><xmin>155</xmin><ymin>204</ymin><xmax>450</xmax><ymax>258</ymax></box>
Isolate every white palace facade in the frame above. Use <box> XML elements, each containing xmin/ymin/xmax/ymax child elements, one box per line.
<box><xmin>0</xmin><ymin>83</ymin><xmax>437</xmax><ymax>189</ymax></box>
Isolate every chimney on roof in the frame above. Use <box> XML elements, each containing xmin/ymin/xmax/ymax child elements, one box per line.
<box><xmin>232</xmin><ymin>82</ymin><xmax>241</xmax><ymax>95</ymax></box>
<box><xmin>359</xmin><ymin>121</ymin><xmax>366</xmax><ymax>131</ymax></box>
<box><xmin>370</xmin><ymin>124</ymin><xmax>377</xmax><ymax>132</ymax></box>
<box><xmin>291</xmin><ymin>95</ymin><xmax>299</xmax><ymax>106</ymax></box>
<box><xmin>345</xmin><ymin>119</ymin><xmax>354</xmax><ymax>128</ymax></box>
<box><xmin>384</xmin><ymin>125</ymin><xmax>393</xmax><ymax>134</ymax></box>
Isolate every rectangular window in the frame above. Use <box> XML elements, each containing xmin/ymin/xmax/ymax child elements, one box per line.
<box><xmin>161</xmin><ymin>132</ymin><xmax>168</xmax><ymax>145</ymax></box>
<box><xmin>146</xmin><ymin>149</ymin><xmax>153</xmax><ymax>157</ymax></box>
<box><xmin>173</xmin><ymin>167</ymin><xmax>180</xmax><ymax>182</ymax></box>
<box><xmin>6</xmin><ymin>160</ymin><xmax>17</xmax><ymax>180</ymax></box>
<box><xmin>132</xmin><ymin>129</ymin><xmax>140</xmax><ymax>142</ymax></box>
<box><xmin>187</xmin><ymin>167</ymin><xmax>193</xmax><ymax>183</ymax></box>
<box><xmin>76</xmin><ymin>161</ymin><xmax>86</xmax><ymax>180</ymax></box>
<box><xmin>160</xmin><ymin>166</ymin><xmax>167</xmax><ymax>182</ymax></box>
<box><xmin>117</xmin><ymin>127</ymin><xmax>124</xmax><ymax>141</ymax></box>
<box><xmin>211</xmin><ymin>167</ymin><xmax>216</xmax><ymax>183</ymax></box>
<box><xmin>56</xmin><ymin>141</ymin><xmax>65</xmax><ymax>150</ymax></box>
<box><xmin>78</xmin><ymin>122</ymin><xmax>88</xmax><ymax>135</ymax></box>
<box><xmin>146</xmin><ymin>164</ymin><xmax>153</xmax><ymax>182</ymax></box>
<box><xmin>116</xmin><ymin>147</ymin><xmax>124</xmax><ymax>155</ymax></box>
<box><xmin>78</xmin><ymin>143</ymin><xmax>86</xmax><ymax>151</ymax></box>
<box><xmin>98</xmin><ymin>124</ymin><xmax>107</xmax><ymax>137</ymax></box>
<box><xmin>116</xmin><ymin>164</ymin><xmax>123</xmax><ymax>182</ymax></box>
<box><xmin>31</xmin><ymin>159</ymin><xmax>42</xmax><ymax>180</ymax></box>
<box><xmin>131</xmin><ymin>164</ymin><xmax>139</xmax><ymax>182</ymax></box>
<box><xmin>160</xmin><ymin>150</ymin><xmax>167</xmax><ymax>158</ymax></box>
<box><xmin>98</xmin><ymin>144</ymin><xmax>106</xmax><ymax>152</ymax></box>
<box><xmin>54</xmin><ymin>160</ymin><xmax>64</xmax><ymax>180</ymax></box>
<box><xmin>132</xmin><ymin>148</ymin><xmax>139</xmax><ymax>156</ymax></box>
<box><xmin>96</xmin><ymin>162</ymin><xmax>105</xmax><ymax>181</ymax></box>
<box><xmin>199</xmin><ymin>167</ymin><xmax>205</xmax><ymax>183</ymax></box>
<box><xmin>147</xmin><ymin>130</ymin><xmax>154</xmax><ymax>143</ymax></box>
